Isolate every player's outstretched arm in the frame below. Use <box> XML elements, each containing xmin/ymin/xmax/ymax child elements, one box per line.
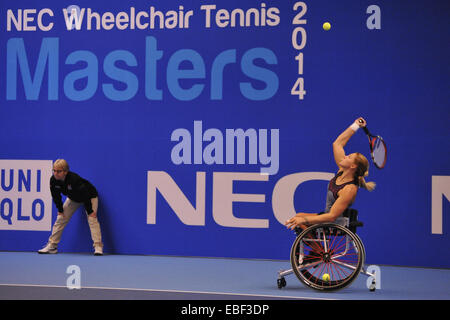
<box><xmin>332</xmin><ymin>118</ymin><xmax>366</xmax><ymax>169</ymax></box>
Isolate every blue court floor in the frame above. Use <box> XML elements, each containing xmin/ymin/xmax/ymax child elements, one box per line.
<box><xmin>0</xmin><ymin>251</ymin><xmax>449</xmax><ymax>300</ymax></box>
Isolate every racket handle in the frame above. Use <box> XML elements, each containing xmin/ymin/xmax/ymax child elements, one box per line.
<box><xmin>357</xmin><ymin>119</ymin><xmax>370</xmax><ymax>135</ymax></box>
<box><xmin>362</xmin><ymin>126</ymin><xmax>370</xmax><ymax>135</ymax></box>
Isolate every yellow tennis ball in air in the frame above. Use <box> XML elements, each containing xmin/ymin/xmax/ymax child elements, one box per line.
<box><xmin>323</xmin><ymin>22</ymin><xmax>331</xmax><ymax>31</ymax></box>
<box><xmin>322</xmin><ymin>273</ymin><xmax>330</xmax><ymax>281</ymax></box>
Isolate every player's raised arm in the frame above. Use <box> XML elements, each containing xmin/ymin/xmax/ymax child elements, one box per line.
<box><xmin>332</xmin><ymin>118</ymin><xmax>366</xmax><ymax>170</ymax></box>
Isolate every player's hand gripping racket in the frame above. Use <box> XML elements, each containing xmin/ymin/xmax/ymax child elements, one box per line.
<box><xmin>359</xmin><ymin>119</ymin><xmax>387</xmax><ymax>169</ymax></box>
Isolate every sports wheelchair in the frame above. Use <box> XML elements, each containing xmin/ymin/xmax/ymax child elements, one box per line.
<box><xmin>277</xmin><ymin>209</ymin><xmax>377</xmax><ymax>291</ymax></box>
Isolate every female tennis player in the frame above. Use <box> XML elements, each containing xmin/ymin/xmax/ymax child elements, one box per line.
<box><xmin>285</xmin><ymin>117</ymin><xmax>375</xmax><ymax>230</ymax></box>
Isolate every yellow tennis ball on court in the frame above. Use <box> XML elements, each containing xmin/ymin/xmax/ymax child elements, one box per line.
<box><xmin>323</xmin><ymin>22</ymin><xmax>331</xmax><ymax>31</ymax></box>
<box><xmin>322</xmin><ymin>273</ymin><xmax>330</xmax><ymax>281</ymax></box>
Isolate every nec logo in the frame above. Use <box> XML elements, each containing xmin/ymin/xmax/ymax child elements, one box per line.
<box><xmin>148</xmin><ymin>171</ymin><xmax>450</xmax><ymax>234</ymax></box>
<box><xmin>147</xmin><ymin>171</ymin><xmax>333</xmax><ymax>228</ymax></box>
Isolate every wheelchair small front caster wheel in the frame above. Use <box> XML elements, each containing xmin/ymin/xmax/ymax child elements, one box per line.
<box><xmin>277</xmin><ymin>277</ymin><xmax>286</xmax><ymax>289</ymax></box>
<box><xmin>369</xmin><ymin>280</ymin><xmax>376</xmax><ymax>292</ymax></box>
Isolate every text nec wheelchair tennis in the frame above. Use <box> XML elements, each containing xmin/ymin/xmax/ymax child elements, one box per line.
<box><xmin>277</xmin><ymin>209</ymin><xmax>377</xmax><ymax>291</ymax></box>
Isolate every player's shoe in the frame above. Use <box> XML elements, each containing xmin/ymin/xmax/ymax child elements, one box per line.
<box><xmin>94</xmin><ymin>246</ymin><xmax>103</xmax><ymax>256</ymax></box>
<box><xmin>38</xmin><ymin>243</ymin><xmax>58</xmax><ymax>254</ymax></box>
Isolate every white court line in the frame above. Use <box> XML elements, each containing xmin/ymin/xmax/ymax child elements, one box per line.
<box><xmin>0</xmin><ymin>283</ymin><xmax>337</xmax><ymax>300</ymax></box>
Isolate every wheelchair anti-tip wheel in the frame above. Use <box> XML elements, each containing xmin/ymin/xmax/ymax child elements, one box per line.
<box><xmin>290</xmin><ymin>223</ymin><xmax>365</xmax><ymax>291</ymax></box>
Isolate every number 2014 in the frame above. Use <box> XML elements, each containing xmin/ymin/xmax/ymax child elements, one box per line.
<box><xmin>291</xmin><ymin>2</ymin><xmax>306</xmax><ymax>100</ymax></box>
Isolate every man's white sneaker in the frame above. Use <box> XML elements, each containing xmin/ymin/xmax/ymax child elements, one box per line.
<box><xmin>38</xmin><ymin>243</ymin><xmax>58</xmax><ymax>254</ymax></box>
<box><xmin>94</xmin><ymin>246</ymin><xmax>103</xmax><ymax>256</ymax></box>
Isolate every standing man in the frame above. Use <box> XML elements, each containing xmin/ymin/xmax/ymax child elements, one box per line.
<box><xmin>38</xmin><ymin>159</ymin><xmax>103</xmax><ymax>255</ymax></box>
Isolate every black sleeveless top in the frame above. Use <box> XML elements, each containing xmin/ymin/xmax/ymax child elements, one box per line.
<box><xmin>324</xmin><ymin>171</ymin><xmax>358</xmax><ymax>212</ymax></box>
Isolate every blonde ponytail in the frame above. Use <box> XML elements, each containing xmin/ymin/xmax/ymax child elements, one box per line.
<box><xmin>358</xmin><ymin>175</ymin><xmax>376</xmax><ymax>192</ymax></box>
<box><xmin>354</xmin><ymin>153</ymin><xmax>376</xmax><ymax>192</ymax></box>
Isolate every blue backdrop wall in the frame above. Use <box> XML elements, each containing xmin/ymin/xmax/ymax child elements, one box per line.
<box><xmin>1</xmin><ymin>0</ymin><xmax>449</xmax><ymax>268</ymax></box>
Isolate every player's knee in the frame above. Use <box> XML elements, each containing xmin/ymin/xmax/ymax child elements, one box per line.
<box><xmin>88</xmin><ymin>216</ymin><xmax>99</xmax><ymax>223</ymax></box>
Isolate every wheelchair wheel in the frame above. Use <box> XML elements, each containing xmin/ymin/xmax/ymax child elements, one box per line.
<box><xmin>290</xmin><ymin>223</ymin><xmax>364</xmax><ymax>291</ymax></box>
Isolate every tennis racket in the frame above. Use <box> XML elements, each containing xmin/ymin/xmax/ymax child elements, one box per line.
<box><xmin>359</xmin><ymin>120</ymin><xmax>387</xmax><ymax>169</ymax></box>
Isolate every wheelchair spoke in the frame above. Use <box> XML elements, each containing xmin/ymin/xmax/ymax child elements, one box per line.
<box><xmin>303</xmin><ymin>233</ymin><xmax>324</xmax><ymax>253</ymax></box>
<box><xmin>297</xmin><ymin>260</ymin><xmax>322</xmax><ymax>270</ymax></box>
<box><xmin>327</xmin><ymin>230</ymin><xmax>341</xmax><ymax>252</ymax></box>
<box><xmin>330</xmin><ymin>263</ymin><xmax>348</xmax><ymax>284</ymax></box>
<box><xmin>328</xmin><ymin>236</ymin><xmax>349</xmax><ymax>255</ymax></box>
<box><xmin>332</xmin><ymin>263</ymin><xmax>352</xmax><ymax>280</ymax></box>
<box><xmin>308</xmin><ymin>263</ymin><xmax>325</xmax><ymax>284</ymax></box>
<box><xmin>330</xmin><ymin>259</ymin><xmax>359</xmax><ymax>272</ymax></box>
<box><xmin>331</xmin><ymin>254</ymin><xmax>358</xmax><ymax>267</ymax></box>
